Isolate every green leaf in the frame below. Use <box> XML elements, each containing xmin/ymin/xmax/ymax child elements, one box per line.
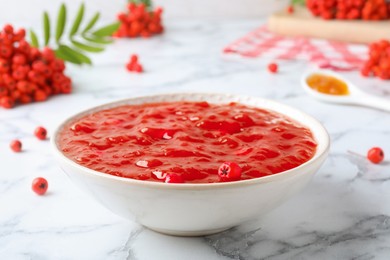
<box><xmin>71</xmin><ymin>40</ymin><xmax>104</xmax><ymax>52</ymax></box>
<box><xmin>55</xmin><ymin>3</ymin><xmax>67</xmax><ymax>43</ymax></box>
<box><xmin>128</xmin><ymin>0</ymin><xmax>152</xmax><ymax>8</ymax></box>
<box><xmin>82</xmin><ymin>35</ymin><xmax>113</xmax><ymax>44</ymax></box>
<box><xmin>92</xmin><ymin>22</ymin><xmax>120</xmax><ymax>37</ymax></box>
<box><xmin>70</xmin><ymin>3</ymin><xmax>85</xmax><ymax>37</ymax></box>
<box><xmin>30</xmin><ymin>30</ymin><xmax>39</xmax><ymax>48</ymax></box>
<box><xmin>82</xmin><ymin>12</ymin><xmax>100</xmax><ymax>33</ymax></box>
<box><xmin>291</xmin><ymin>0</ymin><xmax>305</xmax><ymax>5</ymax></box>
<box><xmin>55</xmin><ymin>47</ymin><xmax>82</xmax><ymax>64</ymax></box>
<box><xmin>56</xmin><ymin>44</ymin><xmax>92</xmax><ymax>65</ymax></box>
<box><xmin>43</xmin><ymin>12</ymin><xmax>50</xmax><ymax>46</ymax></box>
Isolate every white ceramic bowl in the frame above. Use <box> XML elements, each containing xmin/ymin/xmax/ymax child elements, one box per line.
<box><xmin>52</xmin><ymin>93</ymin><xmax>330</xmax><ymax>236</ymax></box>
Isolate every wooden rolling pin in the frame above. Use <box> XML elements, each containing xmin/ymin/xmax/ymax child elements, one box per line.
<box><xmin>268</xmin><ymin>6</ymin><xmax>390</xmax><ymax>44</ymax></box>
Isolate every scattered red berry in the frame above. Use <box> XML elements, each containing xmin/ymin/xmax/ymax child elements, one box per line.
<box><xmin>367</xmin><ymin>147</ymin><xmax>384</xmax><ymax>164</ymax></box>
<box><xmin>126</xmin><ymin>54</ymin><xmax>144</xmax><ymax>73</ymax></box>
<box><xmin>113</xmin><ymin>3</ymin><xmax>164</xmax><ymax>38</ymax></box>
<box><xmin>165</xmin><ymin>173</ymin><xmax>185</xmax><ymax>183</ymax></box>
<box><xmin>218</xmin><ymin>162</ymin><xmax>242</xmax><ymax>181</ymax></box>
<box><xmin>268</xmin><ymin>63</ymin><xmax>278</xmax><ymax>74</ymax></box>
<box><xmin>34</xmin><ymin>126</ymin><xmax>47</xmax><ymax>140</ymax></box>
<box><xmin>287</xmin><ymin>5</ymin><xmax>294</xmax><ymax>14</ymax></box>
<box><xmin>0</xmin><ymin>25</ymin><xmax>72</xmax><ymax>109</ymax></box>
<box><xmin>32</xmin><ymin>177</ymin><xmax>48</xmax><ymax>195</ymax></box>
<box><xmin>10</xmin><ymin>139</ymin><xmax>22</xmax><ymax>152</ymax></box>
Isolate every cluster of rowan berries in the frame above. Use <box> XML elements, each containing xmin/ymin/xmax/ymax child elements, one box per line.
<box><xmin>113</xmin><ymin>3</ymin><xmax>164</xmax><ymax>38</ymax></box>
<box><xmin>306</xmin><ymin>0</ymin><xmax>390</xmax><ymax>20</ymax></box>
<box><xmin>361</xmin><ymin>39</ymin><xmax>390</xmax><ymax>80</ymax></box>
<box><xmin>126</xmin><ymin>54</ymin><xmax>143</xmax><ymax>73</ymax></box>
<box><xmin>0</xmin><ymin>25</ymin><xmax>72</xmax><ymax>109</ymax></box>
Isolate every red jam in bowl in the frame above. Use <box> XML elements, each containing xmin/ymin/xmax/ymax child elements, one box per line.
<box><xmin>58</xmin><ymin>101</ymin><xmax>317</xmax><ymax>183</ymax></box>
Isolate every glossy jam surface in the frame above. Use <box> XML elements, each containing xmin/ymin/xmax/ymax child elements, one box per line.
<box><xmin>58</xmin><ymin>101</ymin><xmax>317</xmax><ymax>183</ymax></box>
<box><xmin>307</xmin><ymin>74</ymin><xmax>349</xmax><ymax>95</ymax></box>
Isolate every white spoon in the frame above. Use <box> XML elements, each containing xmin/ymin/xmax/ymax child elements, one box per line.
<box><xmin>301</xmin><ymin>69</ymin><xmax>390</xmax><ymax>112</ymax></box>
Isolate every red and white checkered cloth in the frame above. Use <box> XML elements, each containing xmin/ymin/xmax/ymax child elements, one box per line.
<box><xmin>223</xmin><ymin>26</ymin><xmax>368</xmax><ymax>71</ymax></box>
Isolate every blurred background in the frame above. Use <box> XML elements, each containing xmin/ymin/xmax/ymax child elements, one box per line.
<box><xmin>0</xmin><ymin>0</ymin><xmax>290</xmax><ymax>24</ymax></box>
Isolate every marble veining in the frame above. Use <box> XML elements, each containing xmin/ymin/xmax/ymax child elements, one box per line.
<box><xmin>1</xmin><ymin>19</ymin><xmax>390</xmax><ymax>259</ymax></box>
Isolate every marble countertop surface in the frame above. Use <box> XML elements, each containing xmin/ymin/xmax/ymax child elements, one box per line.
<box><xmin>1</xmin><ymin>19</ymin><xmax>390</xmax><ymax>260</ymax></box>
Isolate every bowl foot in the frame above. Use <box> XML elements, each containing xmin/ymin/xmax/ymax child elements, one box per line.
<box><xmin>146</xmin><ymin>226</ymin><xmax>233</xmax><ymax>237</ymax></box>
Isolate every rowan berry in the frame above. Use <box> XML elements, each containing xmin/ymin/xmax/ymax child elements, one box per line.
<box><xmin>28</xmin><ymin>48</ymin><xmax>41</xmax><ymax>61</ymax></box>
<box><xmin>12</xmin><ymin>54</ymin><xmax>27</xmax><ymax>65</ymax></box>
<box><xmin>12</xmin><ymin>67</ymin><xmax>27</xmax><ymax>80</ymax></box>
<box><xmin>0</xmin><ymin>58</ymin><xmax>10</xmax><ymax>73</ymax></box>
<box><xmin>0</xmin><ymin>96</ymin><xmax>14</xmax><ymax>109</ymax></box>
<box><xmin>60</xmin><ymin>79</ymin><xmax>72</xmax><ymax>94</ymax></box>
<box><xmin>0</xmin><ymin>87</ymin><xmax>8</xmax><ymax>97</ymax></box>
<box><xmin>34</xmin><ymin>126</ymin><xmax>47</xmax><ymax>140</ymax></box>
<box><xmin>13</xmin><ymin>28</ymin><xmax>26</xmax><ymax>41</ymax></box>
<box><xmin>268</xmin><ymin>63</ymin><xmax>278</xmax><ymax>73</ymax></box>
<box><xmin>19</xmin><ymin>95</ymin><xmax>32</xmax><ymax>104</ymax></box>
<box><xmin>218</xmin><ymin>162</ymin><xmax>242</xmax><ymax>181</ymax></box>
<box><xmin>34</xmin><ymin>90</ymin><xmax>48</xmax><ymax>102</ymax></box>
<box><xmin>10</xmin><ymin>139</ymin><xmax>22</xmax><ymax>152</ymax></box>
<box><xmin>3</xmin><ymin>24</ymin><xmax>14</xmax><ymax>34</ymax></box>
<box><xmin>17</xmin><ymin>40</ymin><xmax>30</xmax><ymax>54</ymax></box>
<box><xmin>3</xmin><ymin>75</ymin><xmax>16</xmax><ymax>89</ymax></box>
<box><xmin>134</xmin><ymin>63</ymin><xmax>143</xmax><ymax>73</ymax></box>
<box><xmin>32</xmin><ymin>177</ymin><xmax>48</xmax><ymax>195</ymax></box>
<box><xmin>51</xmin><ymin>59</ymin><xmax>65</xmax><ymax>72</ymax></box>
<box><xmin>367</xmin><ymin>147</ymin><xmax>384</xmax><ymax>164</ymax></box>
<box><xmin>41</xmin><ymin>47</ymin><xmax>55</xmax><ymax>62</ymax></box>
<box><xmin>0</xmin><ymin>45</ymin><xmax>13</xmax><ymax>58</ymax></box>
<box><xmin>130</xmin><ymin>54</ymin><xmax>138</xmax><ymax>64</ymax></box>
<box><xmin>11</xmin><ymin>90</ymin><xmax>21</xmax><ymax>101</ymax></box>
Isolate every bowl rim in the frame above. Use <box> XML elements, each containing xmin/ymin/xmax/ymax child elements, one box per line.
<box><xmin>51</xmin><ymin>92</ymin><xmax>330</xmax><ymax>190</ymax></box>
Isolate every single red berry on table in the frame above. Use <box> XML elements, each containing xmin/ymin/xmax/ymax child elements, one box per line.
<box><xmin>34</xmin><ymin>126</ymin><xmax>47</xmax><ymax>140</ymax></box>
<box><xmin>218</xmin><ymin>162</ymin><xmax>242</xmax><ymax>181</ymax></box>
<box><xmin>268</xmin><ymin>63</ymin><xmax>278</xmax><ymax>73</ymax></box>
<box><xmin>367</xmin><ymin>147</ymin><xmax>384</xmax><ymax>164</ymax></box>
<box><xmin>32</xmin><ymin>177</ymin><xmax>48</xmax><ymax>195</ymax></box>
<box><xmin>10</xmin><ymin>139</ymin><xmax>22</xmax><ymax>152</ymax></box>
<box><xmin>165</xmin><ymin>173</ymin><xmax>185</xmax><ymax>183</ymax></box>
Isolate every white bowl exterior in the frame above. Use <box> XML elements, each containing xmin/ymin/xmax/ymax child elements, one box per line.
<box><xmin>52</xmin><ymin>93</ymin><xmax>330</xmax><ymax>235</ymax></box>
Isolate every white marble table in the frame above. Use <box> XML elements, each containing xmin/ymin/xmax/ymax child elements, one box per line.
<box><xmin>1</xmin><ymin>19</ymin><xmax>390</xmax><ymax>260</ymax></box>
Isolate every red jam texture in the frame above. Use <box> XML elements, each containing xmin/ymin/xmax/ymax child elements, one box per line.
<box><xmin>58</xmin><ymin>101</ymin><xmax>317</xmax><ymax>183</ymax></box>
